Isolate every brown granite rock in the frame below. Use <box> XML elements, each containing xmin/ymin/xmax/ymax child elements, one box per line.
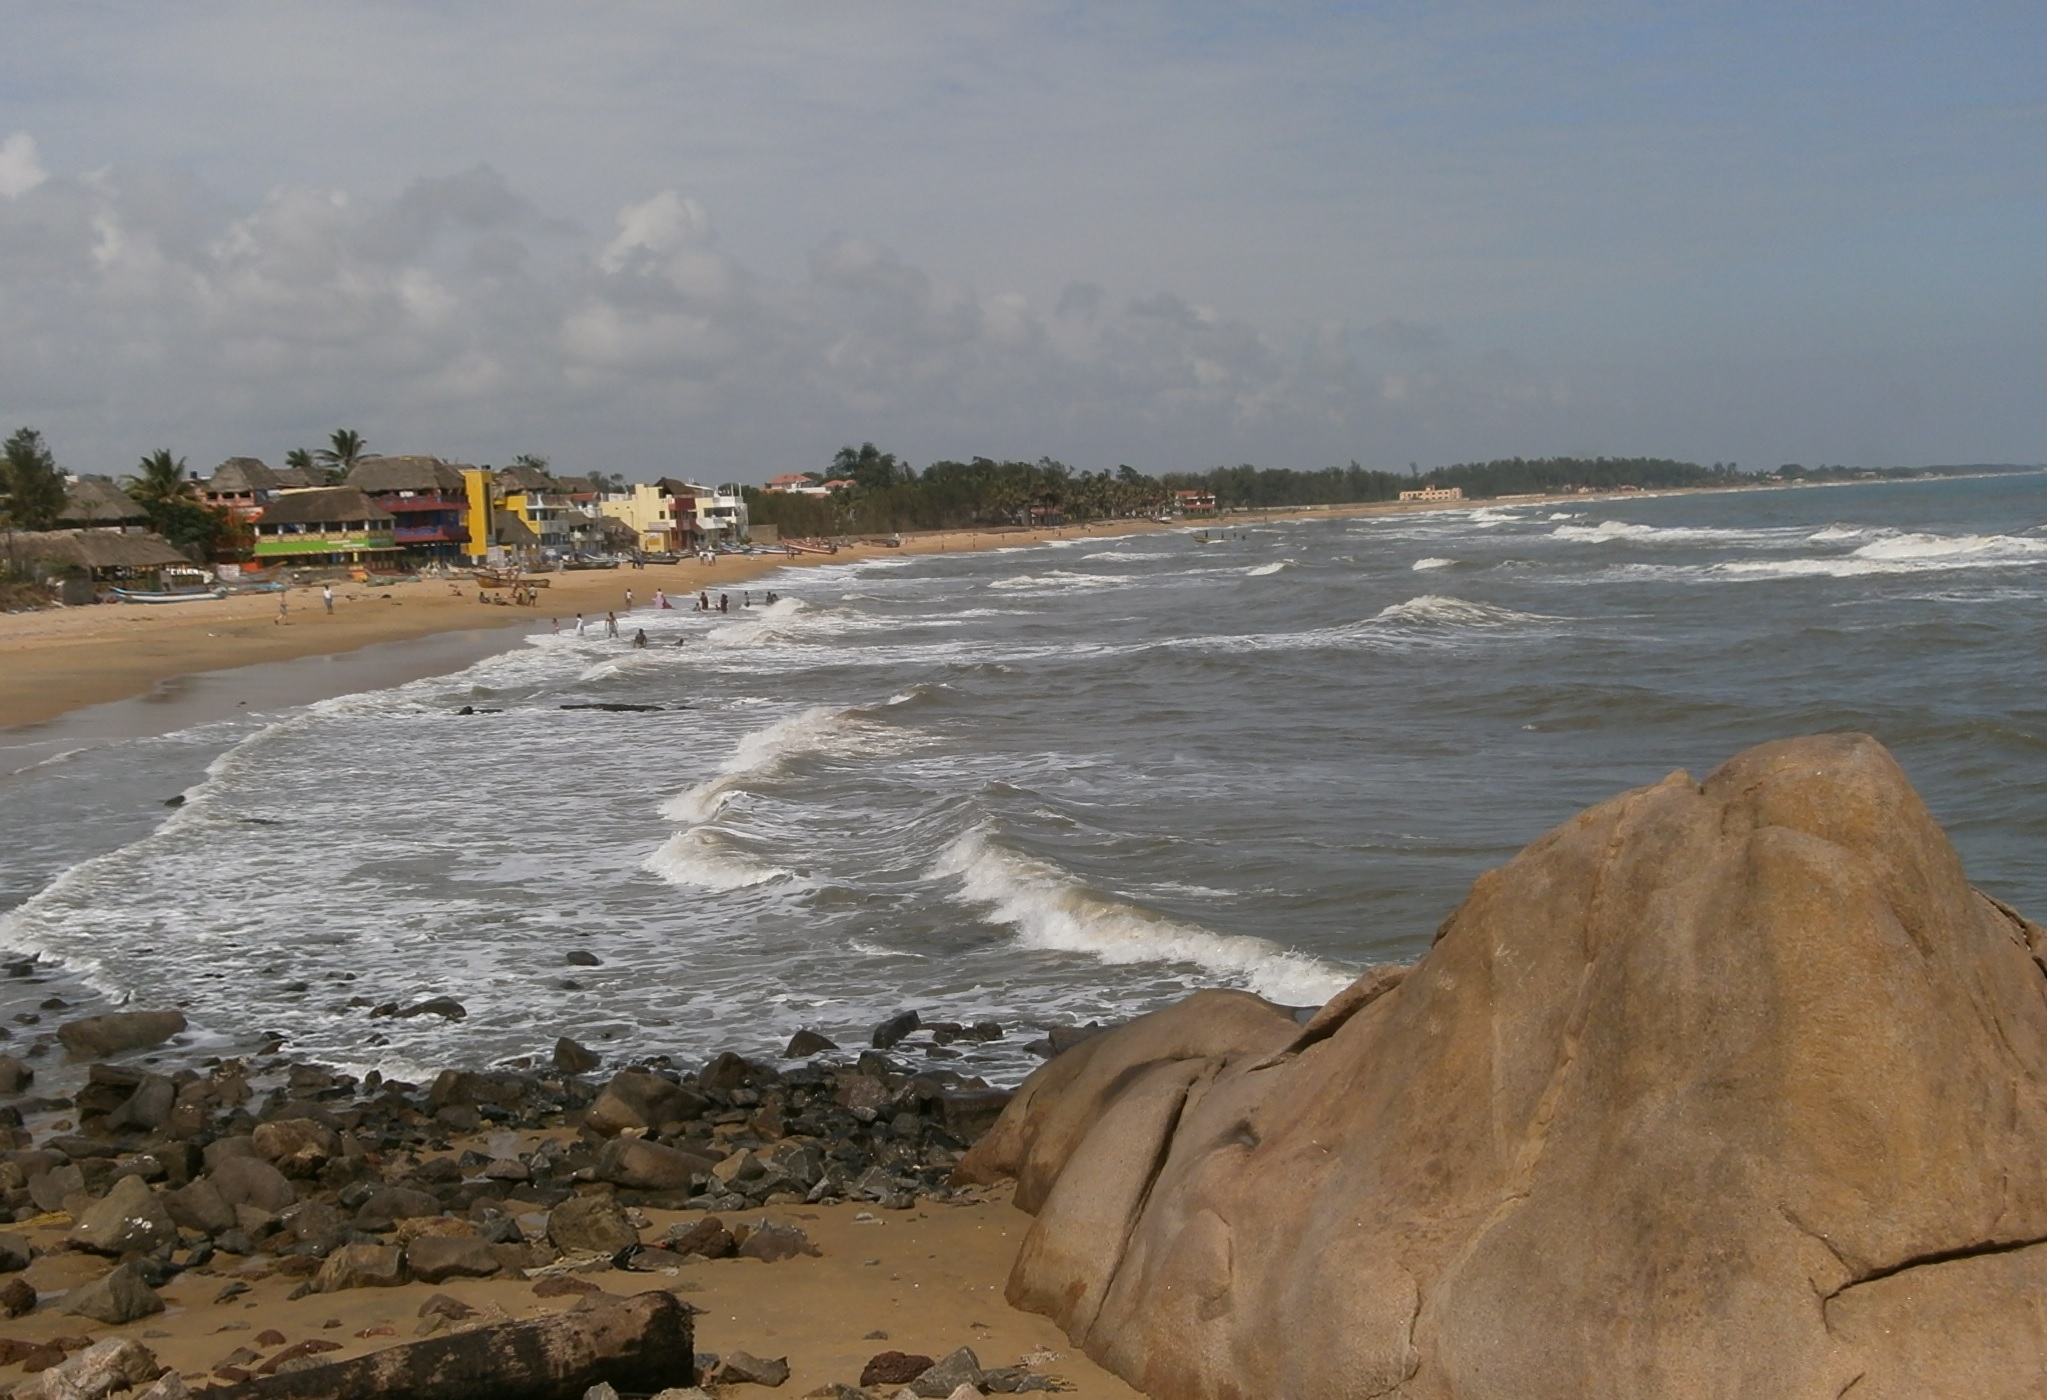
<box><xmin>968</xmin><ymin>735</ymin><xmax>2047</xmax><ymax>1399</ymax></box>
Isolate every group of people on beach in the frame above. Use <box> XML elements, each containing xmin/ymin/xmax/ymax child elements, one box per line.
<box><xmin>548</xmin><ymin>585</ymin><xmax>783</xmax><ymax>644</ymax></box>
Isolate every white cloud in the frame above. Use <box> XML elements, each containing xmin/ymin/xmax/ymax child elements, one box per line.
<box><xmin>0</xmin><ymin>133</ymin><xmax>47</xmax><ymax>199</ymax></box>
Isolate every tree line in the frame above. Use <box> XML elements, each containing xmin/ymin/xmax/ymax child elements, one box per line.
<box><xmin>746</xmin><ymin>445</ymin><xmax>1753</xmax><ymax>536</ymax></box>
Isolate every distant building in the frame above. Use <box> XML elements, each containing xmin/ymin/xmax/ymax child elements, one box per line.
<box><xmin>203</xmin><ymin>458</ymin><xmax>286</xmax><ymax>519</ymax></box>
<box><xmin>344</xmin><ymin>456</ymin><xmax>473</xmax><ymax>562</ymax></box>
<box><xmin>600</xmin><ymin>482</ymin><xmax>687</xmax><ymax>554</ymax></box>
<box><xmin>1397</xmin><ymin>486</ymin><xmax>1463</xmax><ymax>502</ymax></box>
<box><xmin>7</xmin><ymin>529</ymin><xmax>193</xmax><ymax>602</ymax></box>
<box><xmin>1175</xmin><ymin>490</ymin><xmax>1218</xmax><ymax>517</ymax></box>
<box><xmin>248</xmin><ymin>486</ymin><xmax>398</xmax><ymax>565</ymax></box>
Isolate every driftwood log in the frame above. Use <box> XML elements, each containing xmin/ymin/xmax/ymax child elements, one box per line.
<box><xmin>202</xmin><ymin>1291</ymin><xmax>694</xmax><ymax>1400</ymax></box>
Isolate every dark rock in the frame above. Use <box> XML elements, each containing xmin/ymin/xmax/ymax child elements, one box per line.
<box><xmin>935</xmin><ymin>1087</ymin><xmax>1014</xmax><ymax>1141</ymax></box>
<box><xmin>0</xmin><ymin>1231</ymin><xmax>29</xmax><ymax>1272</ymax></box>
<box><xmin>62</xmin><ymin>1260</ymin><xmax>165</xmax><ymax>1324</ymax></box>
<box><xmin>860</xmin><ymin>1352</ymin><xmax>936</xmax><ymax>1387</ymax></box>
<box><xmin>70</xmin><ymin>1174</ymin><xmax>178</xmax><ymax>1256</ymax></box>
<box><xmin>389</xmin><ymin>997</ymin><xmax>466</xmax><ymax>1021</ymax></box>
<box><xmin>1045</xmin><ymin>1021</ymin><xmax>1109</xmax><ymax>1056</ymax></box>
<box><xmin>783</xmin><ymin>1029</ymin><xmax>838</xmax><ymax>1058</ymax></box>
<box><xmin>107</xmin><ymin>1073</ymin><xmax>176</xmax><ymax>1132</ymax></box>
<box><xmin>584</xmin><ymin>1069</ymin><xmax>706</xmax><ymax>1136</ymax></box>
<box><xmin>664</xmin><ymin>1216</ymin><xmax>735</xmax><ymax>1260</ymax></box>
<box><xmin>565</xmin><ymin>951</ymin><xmax>601</xmax><ymax>967</ymax></box>
<box><xmin>353</xmin><ymin>1184</ymin><xmax>443</xmax><ymax>1232</ymax></box>
<box><xmin>278</xmin><ymin>1199</ymin><xmax>351</xmax><ymax>1252</ymax></box>
<box><xmin>166</xmin><ymin>1178</ymin><xmax>236</xmax><ymax>1235</ymax></box>
<box><xmin>314</xmin><ymin>1242</ymin><xmax>408</xmax><ymax>1292</ymax></box>
<box><xmin>0</xmin><ymin>1054</ymin><xmax>32</xmax><ymax>1094</ymax></box>
<box><xmin>547</xmin><ymin>1193</ymin><xmax>639</xmax><ymax>1255</ymax></box>
<box><xmin>715</xmin><ymin>1350</ymin><xmax>790</xmax><ymax>1387</ymax></box>
<box><xmin>252</xmin><ymin>1118</ymin><xmax>343</xmax><ymax>1177</ymax></box>
<box><xmin>598</xmin><ymin>1137</ymin><xmax>718</xmax><ymax>1192</ymax></box>
<box><xmin>208</xmin><ymin>1155</ymin><xmax>297</xmax><ymax>1212</ymax></box>
<box><xmin>735</xmin><ymin>1222</ymin><xmax>819</xmax><ymax>1263</ymax></box>
<box><xmin>554</xmin><ymin>1037</ymin><xmax>603</xmax><ymax>1074</ymax></box>
<box><xmin>870</xmin><ymin>1011</ymin><xmax>920</xmax><ymax>1051</ymax></box>
<box><xmin>417</xmin><ymin>1291</ymin><xmax>478</xmax><ymax>1320</ymax></box>
<box><xmin>0</xmin><ymin>1273</ymin><xmax>33</xmax><ymax>1317</ymax></box>
<box><xmin>404</xmin><ymin>1233</ymin><xmax>502</xmax><ymax>1283</ymax></box>
<box><xmin>909</xmin><ymin>1347</ymin><xmax>984</xmax><ymax>1397</ymax></box>
<box><xmin>57</xmin><ymin>1011</ymin><xmax>187</xmax><ymax>1058</ymax></box>
<box><xmin>700</xmin><ymin>1051</ymin><xmax>760</xmax><ymax>1093</ymax></box>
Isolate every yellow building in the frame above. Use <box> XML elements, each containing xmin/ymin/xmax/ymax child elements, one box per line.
<box><xmin>598</xmin><ymin>482</ymin><xmax>684</xmax><ymax>554</ymax></box>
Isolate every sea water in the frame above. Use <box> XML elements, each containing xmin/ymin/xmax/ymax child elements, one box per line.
<box><xmin>3</xmin><ymin>472</ymin><xmax>2044</xmax><ymax>1085</ymax></box>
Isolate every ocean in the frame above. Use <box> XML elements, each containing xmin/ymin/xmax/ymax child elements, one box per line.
<box><xmin>4</xmin><ymin>472</ymin><xmax>2044</xmax><ymax>1087</ymax></box>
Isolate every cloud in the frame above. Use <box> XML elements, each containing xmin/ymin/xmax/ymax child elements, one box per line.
<box><xmin>0</xmin><ymin>133</ymin><xmax>46</xmax><ymax>199</ymax></box>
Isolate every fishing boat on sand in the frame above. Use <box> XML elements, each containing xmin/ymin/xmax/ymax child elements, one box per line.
<box><xmin>113</xmin><ymin>586</ymin><xmax>228</xmax><ymax>604</ymax></box>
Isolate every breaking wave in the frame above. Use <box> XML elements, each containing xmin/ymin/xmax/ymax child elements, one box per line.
<box><xmin>1412</xmin><ymin>557</ymin><xmax>1456</xmax><ymax>571</ymax></box>
<box><xmin>931</xmin><ymin>829</ymin><xmax>1352</xmax><ymax>1004</ymax></box>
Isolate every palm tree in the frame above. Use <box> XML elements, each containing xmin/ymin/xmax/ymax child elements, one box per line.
<box><xmin>315</xmin><ymin>429</ymin><xmax>369</xmax><ymax>481</ymax></box>
<box><xmin>127</xmin><ymin>449</ymin><xmax>194</xmax><ymax>513</ymax></box>
<box><xmin>283</xmin><ymin>448</ymin><xmax>315</xmax><ymax>475</ymax></box>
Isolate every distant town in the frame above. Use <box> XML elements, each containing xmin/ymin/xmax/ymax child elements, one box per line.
<box><xmin>0</xmin><ymin>427</ymin><xmax>2034</xmax><ymax>604</ymax></box>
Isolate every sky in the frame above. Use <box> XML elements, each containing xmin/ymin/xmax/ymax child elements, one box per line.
<box><xmin>0</xmin><ymin>2</ymin><xmax>2041</xmax><ymax>484</ymax></box>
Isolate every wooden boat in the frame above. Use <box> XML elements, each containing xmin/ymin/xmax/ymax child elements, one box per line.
<box><xmin>113</xmin><ymin>587</ymin><xmax>227</xmax><ymax>604</ymax></box>
<box><xmin>472</xmin><ymin>570</ymin><xmax>549</xmax><ymax>589</ymax></box>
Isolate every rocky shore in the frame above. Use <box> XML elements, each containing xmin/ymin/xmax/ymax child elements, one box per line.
<box><xmin>0</xmin><ymin>1009</ymin><xmax>1139</xmax><ymax>1400</ymax></box>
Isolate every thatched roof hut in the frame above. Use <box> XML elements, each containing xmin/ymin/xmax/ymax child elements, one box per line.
<box><xmin>6</xmin><ymin>529</ymin><xmax>191</xmax><ymax>578</ymax></box>
<box><xmin>58</xmin><ymin>478</ymin><xmax>147</xmax><ymax>527</ymax></box>
<box><xmin>206</xmin><ymin>457</ymin><xmax>282</xmax><ymax>496</ymax></box>
<box><xmin>256</xmin><ymin>486</ymin><xmax>394</xmax><ymax>527</ymax></box>
<box><xmin>346</xmin><ymin>456</ymin><xmax>469</xmax><ymax>495</ymax></box>
<box><xmin>492</xmin><ymin>509</ymin><xmax>540</xmax><ymax>547</ymax></box>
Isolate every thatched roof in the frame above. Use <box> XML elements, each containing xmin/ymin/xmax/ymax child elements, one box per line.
<box><xmin>258</xmin><ymin>487</ymin><xmax>394</xmax><ymax>526</ymax></box>
<box><xmin>206</xmin><ymin>457</ymin><xmax>281</xmax><ymax>494</ymax></box>
<box><xmin>10</xmin><ymin>529</ymin><xmax>190</xmax><ymax>570</ymax></box>
<box><xmin>494</xmin><ymin>464</ymin><xmax>554</xmax><ymax>492</ymax></box>
<box><xmin>492</xmin><ymin>509</ymin><xmax>540</xmax><ymax>546</ymax></box>
<box><xmin>273</xmin><ymin>466</ymin><xmax>320</xmax><ymax>488</ymax></box>
<box><xmin>346</xmin><ymin>456</ymin><xmax>469</xmax><ymax>494</ymax></box>
<box><xmin>59</xmin><ymin>478</ymin><xmax>147</xmax><ymax>525</ymax></box>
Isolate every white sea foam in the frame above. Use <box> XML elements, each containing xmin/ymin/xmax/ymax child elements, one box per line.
<box><xmin>931</xmin><ymin>829</ymin><xmax>1352</xmax><ymax>1004</ymax></box>
<box><xmin>987</xmin><ymin>571</ymin><xmax>1136</xmax><ymax>594</ymax></box>
<box><xmin>1412</xmin><ymin>557</ymin><xmax>1456</xmax><ymax>571</ymax></box>
<box><xmin>1245</xmin><ymin>560</ymin><xmax>1290</xmax><ymax>576</ymax></box>
<box><xmin>1808</xmin><ymin>524</ymin><xmax>1867</xmax><ymax>542</ymax></box>
<box><xmin>1712</xmin><ymin>531</ymin><xmax>2047</xmax><ymax>580</ymax></box>
<box><xmin>644</xmin><ymin>827</ymin><xmax>792</xmax><ymax>890</ymax></box>
<box><xmin>1372</xmin><ymin>594</ymin><xmax>1551</xmax><ymax>628</ymax></box>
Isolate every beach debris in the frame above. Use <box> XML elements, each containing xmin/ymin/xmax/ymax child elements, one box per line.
<box><xmin>55</xmin><ymin>1009</ymin><xmax>186</xmax><ymax>1058</ymax></box>
<box><xmin>199</xmin><ymin>1290</ymin><xmax>695</xmax><ymax>1400</ymax></box>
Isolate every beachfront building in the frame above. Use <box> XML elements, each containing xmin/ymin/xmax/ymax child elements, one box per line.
<box><xmin>202</xmin><ymin>458</ymin><xmax>286</xmax><ymax>519</ymax></box>
<box><xmin>5</xmin><ymin>529</ymin><xmax>193</xmax><ymax>602</ymax></box>
<box><xmin>1397</xmin><ymin>486</ymin><xmax>1463</xmax><ymax>503</ymax></box>
<box><xmin>247</xmin><ymin>486</ymin><xmax>399</xmax><ymax>567</ymax></box>
<box><xmin>1174</xmin><ymin>490</ymin><xmax>1219</xmax><ymax>517</ymax></box>
<box><xmin>57</xmin><ymin>478</ymin><xmax>148</xmax><ymax>529</ymax></box>
<box><xmin>654</xmin><ymin>478</ymin><xmax>749</xmax><ymax>545</ymax></box>
<box><xmin>598</xmin><ymin>482</ymin><xmax>688</xmax><ymax>554</ymax></box>
<box><xmin>344</xmin><ymin>456</ymin><xmax>474</xmax><ymax>564</ymax></box>
<box><xmin>495</xmin><ymin>464</ymin><xmax>578</xmax><ymax>555</ymax></box>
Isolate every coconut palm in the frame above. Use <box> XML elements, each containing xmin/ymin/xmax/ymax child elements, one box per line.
<box><xmin>315</xmin><ymin>429</ymin><xmax>369</xmax><ymax>476</ymax></box>
<box><xmin>127</xmin><ymin>449</ymin><xmax>194</xmax><ymax>513</ymax></box>
<box><xmin>283</xmin><ymin>448</ymin><xmax>315</xmax><ymax>474</ymax></box>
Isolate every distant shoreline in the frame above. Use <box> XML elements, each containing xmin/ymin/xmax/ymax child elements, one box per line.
<box><xmin>0</xmin><ymin>470</ymin><xmax>2020</xmax><ymax>735</ymax></box>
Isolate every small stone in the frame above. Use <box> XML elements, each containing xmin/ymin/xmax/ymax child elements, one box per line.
<box><xmin>716</xmin><ymin>1350</ymin><xmax>791</xmax><ymax>1387</ymax></box>
<box><xmin>582</xmin><ymin>1384</ymin><xmax>620</xmax><ymax>1400</ymax></box>
<box><xmin>0</xmin><ymin>1054</ymin><xmax>33</xmax><ymax>1093</ymax></box>
<box><xmin>207</xmin><ymin>1155</ymin><xmax>297</xmax><ymax>1212</ymax></box>
<box><xmin>354</xmin><ymin>1185</ymin><xmax>442</xmax><ymax>1231</ymax></box>
<box><xmin>860</xmin><ymin>1352</ymin><xmax>935</xmax><ymax>1387</ymax></box>
<box><xmin>736</xmin><ymin>1221</ymin><xmax>820</xmax><ymax>1263</ymax></box>
<box><xmin>782</xmin><ymin>1029</ymin><xmax>838</xmax><ymax>1058</ymax></box>
<box><xmin>870</xmin><ymin>1011</ymin><xmax>920</xmax><ymax>1050</ymax></box>
<box><xmin>664</xmin><ymin>1216</ymin><xmax>735</xmax><ymax>1259</ymax></box>
<box><xmin>583</xmin><ymin>1069</ymin><xmax>706</xmax><ymax>1136</ymax></box>
<box><xmin>62</xmin><ymin>1260</ymin><xmax>165</xmax><ymax>1325</ymax></box>
<box><xmin>13</xmin><ymin>1337</ymin><xmax>163</xmax><ymax>1400</ymax></box>
<box><xmin>391</xmin><ymin>997</ymin><xmax>466</xmax><ymax>1020</ymax></box>
<box><xmin>598</xmin><ymin>1137</ymin><xmax>718</xmax><ymax>1192</ymax></box>
<box><xmin>0</xmin><ymin>1230</ymin><xmax>31</xmax><ymax>1272</ymax></box>
<box><xmin>417</xmin><ymin>1292</ymin><xmax>478</xmax><ymax>1320</ymax></box>
<box><xmin>404</xmin><ymin>1233</ymin><xmax>502</xmax><ymax>1283</ymax></box>
<box><xmin>533</xmin><ymin>1274</ymin><xmax>604</xmax><ymax>1297</ymax></box>
<box><xmin>1</xmin><ymin>1273</ymin><xmax>35</xmax><ymax>1317</ymax></box>
<box><xmin>565</xmin><ymin>950</ymin><xmax>602</xmax><ymax>966</ymax></box>
<box><xmin>251</xmin><ymin>1118</ymin><xmax>342</xmax><ymax>1177</ymax></box>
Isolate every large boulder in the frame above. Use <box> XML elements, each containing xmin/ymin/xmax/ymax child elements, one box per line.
<box><xmin>57</xmin><ymin>1010</ymin><xmax>186</xmax><ymax>1058</ymax></box>
<box><xmin>547</xmin><ymin>1193</ymin><xmax>640</xmax><ymax>1255</ymax></box>
<box><xmin>965</xmin><ymin>736</ymin><xmax>2047</xmax><ymax>1399</ymax></box>
<box><xmin>69</xmin><ymin>1174</ymin><xmax>178</xmax><ymax>1257</ymax></box>
<box><xmin>597</xmin><ymin>1137</ymin><xmax>719</xmax><ymax>1193</ymax></box>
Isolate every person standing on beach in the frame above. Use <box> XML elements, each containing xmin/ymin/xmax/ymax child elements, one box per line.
<box><xmin>551</xmin><ymin>617</ymin><xmax>560</xmax><ymax>634</ymax></box>
<box><xmin>575</xmin><ymin>613</ymin><xmax>586</xmax><ymax>636</ymax></box>
<box><xmin>322</xmin><ymin>584</ymin><xmax>334</xmax><ymax>615</ymax></box>
<box><xmin>624</xmin><ymin>588</ymin><xmax>633</xmax><ymax>611</ymax></box>
<box><xmin>606</xmin><ymin>611</ymin><xmax>619</xmax><ymax>637</ymax></box>
<box><xmin>718</xmin><ymin>593</ymin><xmax>728</xmax><ymax>613</ymax></box>
<box><xmin>275</xmin><ymin>594</ymin><xmax>288</xmax><ymax>625</ymax></box>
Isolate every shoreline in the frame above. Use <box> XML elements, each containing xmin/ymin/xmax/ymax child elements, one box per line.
<box><xmin>0</xmin><ymin>488</ymin><xmax>1679</xmax><ymax>736</ymax></box>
